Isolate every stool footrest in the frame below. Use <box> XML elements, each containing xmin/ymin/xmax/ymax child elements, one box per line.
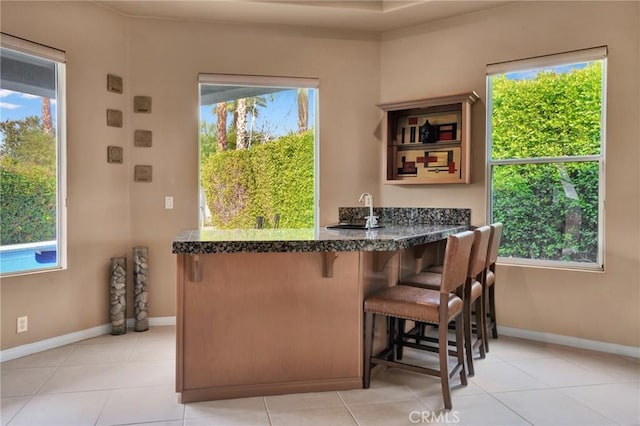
<box><xmin>372</xmin><ymin>356</ymin><xmax>465</xmax><ymax>382</ymax></box>
<box><xmin>371</xmin><ymin>357</ymin><xmax>440</xmax><ymax>377</ymax></box>
<box><xmin>395</xmin><ymin>338</ymin><xmax>459</xmax><ymax>357</ymax></box>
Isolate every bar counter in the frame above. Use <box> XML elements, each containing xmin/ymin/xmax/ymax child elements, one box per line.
<box><xmin>173</xmin><ymin>208</ymin><xmax>471</xmax><ymax>403</ymax></box>
<box><xmin>172</xmin><ymin>223</ymin><xmax>470</xmax><ymax>254</ymax></box>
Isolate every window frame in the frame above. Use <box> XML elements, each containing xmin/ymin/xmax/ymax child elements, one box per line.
<box><xmin>0</xmin><ymin>33</ymin><xmax>67</xmax><ymax>277</ymax></box>
<box><xmin>485</xmin><ymin>46</ymin><xmax>607</xmax><ymax>271</ymax></box>
<box><xmin>197</xmin><ymin>73</ymin><xmax>320</xmax><ymax>230</ymax></box>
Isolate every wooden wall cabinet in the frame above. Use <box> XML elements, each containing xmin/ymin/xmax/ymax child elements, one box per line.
<box><xmin>379</xmin><ymin>92</ymin><xmax>479</xmax><ymax>184</ymax></box>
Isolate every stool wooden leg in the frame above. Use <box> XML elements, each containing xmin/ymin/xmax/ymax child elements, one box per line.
<box><xmin>439</xmin><ymin>313</ymin><xmax>452</xmax><ymax>410</ymax></box>
<box><xmin>464</xmin><ymin>295</ymin><xmax>474</xmax><ymax>377</ymax></box>
<box><xmin>455</xmin><ymin>314</ymin><xmax>467</xmax><ymax>386</ymax></box>
<box><xmin>476</xmin><ymin>297</ymin><xmax>486</xmax><ymax>359</ymax></box>
<box><xmin>396</xmin><ymin>319</ymin><xmax>405</xmax><ymax>360</ymax></box>
<box><xmin>387</xmin><ymin>317</ymin><xmax>396</xmax><ymax>361</ymax></box>
<box><xmin>483</xmin><ymin>286</ymin><xmax>491</xmax><ymax>353</ymax></box>
<box><xmin>363</xmin><ymin>311</ymin><xmax>375</xmax><ymax>389</ymax></box>
<box><xmin>489</xmin><ymin>285</ymin><xmax>498</xmax><ymax>338</ymax></box>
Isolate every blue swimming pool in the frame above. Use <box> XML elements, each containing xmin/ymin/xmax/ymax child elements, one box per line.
<box><xmin>0</xmin><ymin>242</ymin><xmax>57</xmax><ymax>275</ymax></box>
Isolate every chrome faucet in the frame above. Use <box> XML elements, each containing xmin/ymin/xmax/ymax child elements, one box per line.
<box><xmin>358</xmin><ymin>192</ymin><xmax>378</xmax><ymax>229</ymax></box>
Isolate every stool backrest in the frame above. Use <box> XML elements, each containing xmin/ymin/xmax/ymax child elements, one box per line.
<box><xmin>440</xmin><ymin>230</ymin><xmax>475</xmax><ymax>294</ymax></box>
<box><xmin>469</xmin><ymin>226</ymin><xmax>491</xmax><ymax>280</ymax></box>
<box><xmin>486</xmin><ymin>223</ymin><xmax>503</xmax><ymax>268</ymax></box>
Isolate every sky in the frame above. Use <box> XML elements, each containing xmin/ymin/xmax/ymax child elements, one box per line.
<box><xmin>199</xmin><ymin>88</ymin><xmax>317</xmax><ymax>138</ymax></box>
<box><xmin>0</xmin><ymin>89</ymin><xmax>58</xmax><ymax>145</ymax></box>
<box><xmin>0</xmin><ymin>87</ymin><xmax>314</xmax><ymax>142</ymax></box>
<box><xmin>505</xmin><ymin>62</ymin><xmax>589</xmax><ymax>80</ymax></box>
<box><xmin>0</xmin><ymin>89</ymin><xmax>57</xmax><ymax>121</ymax></box>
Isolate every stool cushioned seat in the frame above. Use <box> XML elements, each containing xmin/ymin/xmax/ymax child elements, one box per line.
<box><xmin>398</xmin><ymin>271</ymin><xmax>442</xmax><ymax>290</ymax></box>
<box><xmin>485</xmin><ymin>270</ymin><xmax>495</xmax><ymax>287</ymax></box>
<box><xmin>365</xmin><ymin>285</ymin><xmax>463</xmax><ymax>325</ymax></box>
<box><xmin>470</xmin><ymin>280</ymin><xmax>483</xmax><ymax>301</ymax></box>
<box><xmin>426</xmin><ymin>264</ymin><xmax>444</xmax><ymax>274</ymax></box>
<box><xmin>402</xmin><ymin>271</ymin><xmax>483</xmax><ymax>302</ymax></box>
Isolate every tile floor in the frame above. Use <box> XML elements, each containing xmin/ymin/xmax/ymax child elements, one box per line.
<box><xmin>1</xmin><ymin>326</ymin><xmax>639</xmax><ymax>425</ymax></box>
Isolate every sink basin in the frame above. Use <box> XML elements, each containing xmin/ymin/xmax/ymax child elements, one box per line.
<box><xmin>326</xmin><ymin>223</ymin><xmax>385</xmax><ymax>230</ymax></box>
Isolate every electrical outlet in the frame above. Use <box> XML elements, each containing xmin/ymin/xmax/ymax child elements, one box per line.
<box><xmin>17</xmin><ymin>316</ymin><xmax>28</xmax><ymax>333</ymax></box>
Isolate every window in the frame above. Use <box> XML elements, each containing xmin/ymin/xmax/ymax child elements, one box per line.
<box><xmin>198</xmin><ymin>74</ymin><xmax>318</xmax><ymax>230</ymax></box>
<box><xmin>486</xmin><ymin>47</ymin><xmax>606</xmax><ymax>270</ymax></box>
<box><xmin>0</xmin><ymin>34</ymin><xmax>66</xmax><ymax>276</ymax></box>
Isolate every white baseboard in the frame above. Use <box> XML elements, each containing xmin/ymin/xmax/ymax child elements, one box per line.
<box><xmin>148</xmin><ymin>316</ymin><xmax>177</xmax><ymax>326</ymax></box>
<box><xmin>125</xmin><ymin>316</ymin><xmax>177</xmax><ymax>328</ymax></box>
<box><xmin>498</xmin><ymin>325</ymin><xmax>640</xmax><ymax>358</ymax></box>
<box><xmin>3</xmin><ymin>320</ymin><xmax>637</xmax><ymax>363</ymax></box>
<box><xmin>0</xmin><ymin>316</ymin><xmax>176</xmax><ymax>362</ymax></box>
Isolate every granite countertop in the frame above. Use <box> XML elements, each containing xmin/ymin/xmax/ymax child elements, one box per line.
<box><xmin>172</xmin><ymin>224</ymin><xmax>470</xmax><ymax>254</ymax></box>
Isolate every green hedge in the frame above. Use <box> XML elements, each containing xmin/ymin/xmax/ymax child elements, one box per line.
<box><xmin>201</xmin><ymin>131</ymin><xmax>314</xmax><ymax>228</ymax></box>
<box><xmin>492</xmin><ymin>162</ymin><xmax>598</xmax><ymax>262</ymax></box>
<box><xmin>1</xmin><ymin>161</ymin><xmax>56</xmax><ymax>244</ymax></box>
<box><xmin>491</xmin><ymin>63</ymin><xmax>601</xmax><ymax>263</ymax></box>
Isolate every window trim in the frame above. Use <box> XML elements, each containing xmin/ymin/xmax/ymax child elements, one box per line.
<box><xmin>198</xmin><ymin>73</ymin><xmax>319</xmax><ymax>89</ymax></box>
<box><xmin>0</xmin><ymin>34</ymin><xmax>67</xmax><ymax>276</ymax></box>
<box><xmin>485</xmin><ymin>47</ymin><xmax>607</xmax><ymax>271</ymax></box>
<box><xmin>0</xmin><ymin>33</ymin><xmax>66</xmax><ymax>63</ymax></box>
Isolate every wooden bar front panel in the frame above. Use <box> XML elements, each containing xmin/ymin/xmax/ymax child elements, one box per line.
<box><xmin>176</xmin><ymin>251</ymin><xmax>363</xmax><ymax>401</ymax></box>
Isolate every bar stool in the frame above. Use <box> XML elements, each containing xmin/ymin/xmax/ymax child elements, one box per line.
<box><xmin>483</xmin><ymin>222</ymin><xmax>503</xmax><ymax>351</ymax></box>
<box><xmin>400</xmin><ymin>226</ymin><xmax>491</xmax><ymax>376</ymax></box>
<box><xmin>363</xmin><ymin>230</ymin><xmax>474</xmax><ymax>410</ymax></box>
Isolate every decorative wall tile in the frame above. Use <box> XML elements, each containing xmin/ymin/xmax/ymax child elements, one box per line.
<box><xmin>107</xmin><ymin>146</ymin><xmax>123</xmax><ymax>163</ymax></box>
<box><xmin>106</xmin><ymin>109</ymin><xmax>123</xmax><ymax>127</ymax></box>
<box><xmin>134</xmin><ymin>130</ymin><xmax>152</xmax><ymax>147</ymax></box>
<box><xmin>133</xmin><ymin>96</ymin><xmax>152</xmax><ymax>113</ymax></box>
<box><xmin>134</xmin><ymin>165</ymin><xmax>152</xmax><ymax>182</ymax></box>
<box><xmin>107</xmin><ymin>74</ymin><xmax>123</xmax><ymax>94</ymax></box>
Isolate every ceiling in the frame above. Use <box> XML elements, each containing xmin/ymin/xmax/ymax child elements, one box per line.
<box><xmin>94</xmin><ymin>0</ymin><xmax>510</xmax><ymax>34</ymax></box>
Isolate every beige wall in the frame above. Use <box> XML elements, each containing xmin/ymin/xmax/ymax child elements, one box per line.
<box><xmin>1</xmin><ymin>1</ymin><xmax>132</xmax><ymax>350</ymax></box>
<box><xmin>380</xmin><ymin>1</ymin><xmax>640</xmax><ymax>346</ymax></box>
<box><xmin>0</xmin><ymin>2</ymin><xmax>381</xmax><ymax>349</ymax></box>
<box><xmin>1</xmin><ymin>1</ymin><xmax>639</xmax><ymax>351</ymax></box>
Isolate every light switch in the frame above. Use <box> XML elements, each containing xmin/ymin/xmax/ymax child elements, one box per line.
<box><xmin>165</xmin><ymin>196</ymin><xmax>174</xmax><ymax>209</ymax></box>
